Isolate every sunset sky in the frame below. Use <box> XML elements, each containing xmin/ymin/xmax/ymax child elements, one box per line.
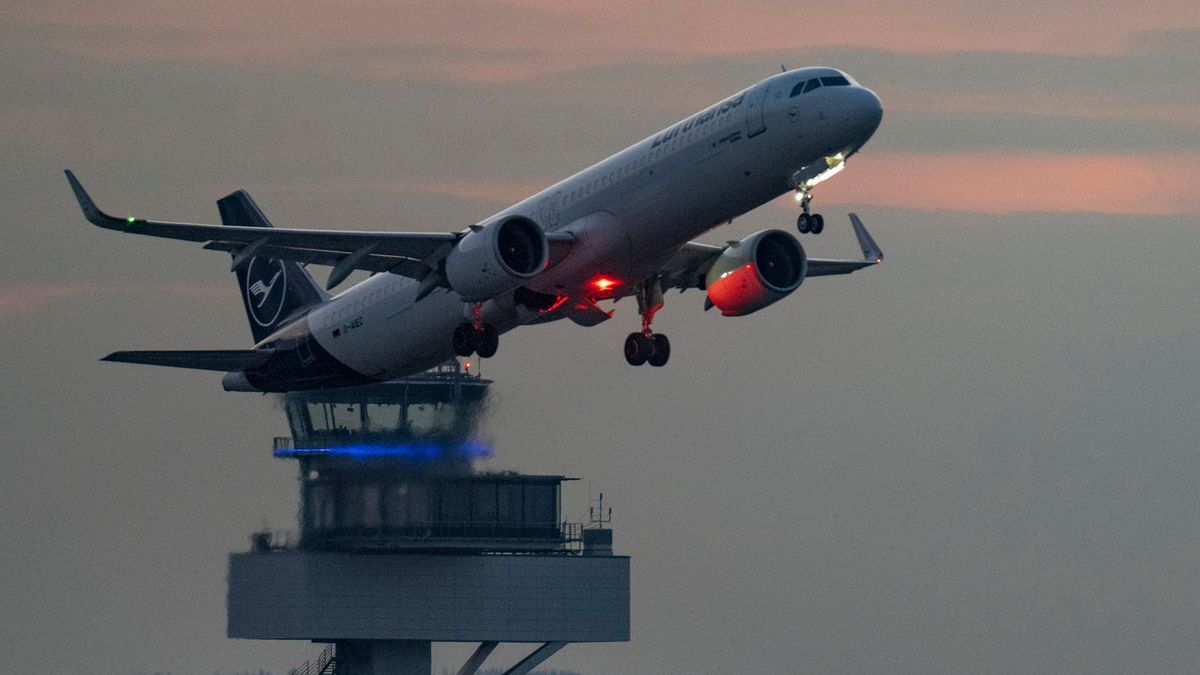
<box><xmin>2</xmin><ymin>1</ymin><xmax>1199</xmax><ymax>673</ymax></box>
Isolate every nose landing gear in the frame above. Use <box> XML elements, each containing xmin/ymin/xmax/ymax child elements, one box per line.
<box><xmin>453</xmin><ymin>302</ymin><xmax>500</xmax><ymax>358</ymax></box>
<box><xmin>624</xmin><ymin>279</ymin><xmax>671</xmax><ymax>367</ymax></box>
<box><xmin>795</xmin><ymin>189</ymin><xmax>824</xmax><ymax>234</ymax></box>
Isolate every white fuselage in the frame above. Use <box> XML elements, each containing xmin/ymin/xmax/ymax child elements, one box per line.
<box><xmin>283</xmin><ymin>67</ymin><xmax>883</xmax><ymax>380</ymax></box>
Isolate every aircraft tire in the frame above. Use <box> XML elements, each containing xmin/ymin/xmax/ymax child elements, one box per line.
<box><xmin>647</xmin><ymin>333</ymin><xmax>671</xmax><ymax>367</ymax></box>
<box><xmin>797</xmin><ymin>213</ymin><xmax>811</xmax><ymax>233</ymax></box>
<box><xmin>624</xmin><ymin>332</ymin><xmax>650</xmax><ymax>366</ymax></box>
<box><xmin>453</xmin><ymin>323</ymin><xmax>480</xmax><ymax>357</ymax></box>
<box><xmin>476</xmin><ymin>324</ymin><xmax>499</xmax><ymax>358</ymax></box>
<box><xmin>810</xmin><ymin>213</ymin><xmax>824</xmax><ymax>234</ymax></box>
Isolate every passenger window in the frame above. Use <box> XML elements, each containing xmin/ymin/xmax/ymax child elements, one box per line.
<box><xmin>820</xmin><ymin>76</ymin><xmax>850</xmax><ymax>87</ymax></box>
<box><xmin>803</xmin><ymin>78</ymin><xmax>821</xmax><ymax>93</ymax></box>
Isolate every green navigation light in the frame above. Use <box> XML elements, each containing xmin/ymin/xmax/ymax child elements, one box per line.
<box><xmin>126</xmin><ymin>217</ymin><xmax>136</xmax><ymax>224</ymax></box>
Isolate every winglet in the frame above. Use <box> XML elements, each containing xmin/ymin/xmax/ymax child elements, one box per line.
<box><xmin>64</xmin><ymin>170</ymin><xmax>129</xmax><ymax>230</ymax></box>
<box><xmin>848</xmin><ymin>213</ymin><xmax>883</xmax><ymax>262</ymax></box>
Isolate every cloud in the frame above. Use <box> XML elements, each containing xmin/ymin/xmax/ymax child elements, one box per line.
<box><xmin>8</xmin><ymin>0</ymin><xmax>1198</xmax><ymax>75</ymax></box>
<box><xmin>873</xmin><ymin>112</ymin><xmax>1200</xmax><ymax>152</ymax></box>
<box><xmin>844</xmin><ymin>48</ymin><xmax>1200</xmax><ymax>126</ymax></box>
<box><xmin>1128</xmin><ymin>27</ymin><xmax>1200</xmax><ymax>55</ymax></box>
<box><xmin>249</xmin><ymin>150</ymin><xmax>1200</xmax><ymax>217</ymax></box>
<box><xmin>239</xmin><ymin>176</ymin><xmax>546</xmax><ymax>205</ymax></box>
<box><xmin>0</xmin><ymin>283</ymin><xmax>230</xmax><ymax>320</ymax></box>
<box><xmin>5</xmin><ymin>1</ymin><xmax>1196</xmax><ymax>226</ymax></box>
<box><xmin>816</xmin><ymin>151</ymin><xmax>1200</xmax><ymax>215</ymax></box>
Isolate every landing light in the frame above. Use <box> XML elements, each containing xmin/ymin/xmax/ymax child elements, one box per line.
<box><xmin>592</xmin><ymin>277</ymin><xmax>618</xmax><ymax>292</ymax></box>
<box><xmin>799</xmin><ymin>153</ymin><xmax>847</xmax><ymax>191</ymax></box>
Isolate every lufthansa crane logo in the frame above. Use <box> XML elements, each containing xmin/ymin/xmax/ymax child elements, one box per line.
<box><xmin>245</xmin><ymin>257</ymin><xmax>287</xmax><ymax>327</ymax></box>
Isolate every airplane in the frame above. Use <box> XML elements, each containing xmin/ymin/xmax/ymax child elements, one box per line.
<box><xmin>66</xmin><ymin>66</ymin><xmax>884</xmax><ymax>393</ymax></box>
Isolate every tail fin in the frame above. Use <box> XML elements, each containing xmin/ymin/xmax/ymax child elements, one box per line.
<box><xmin>219</xmin><ymin>190</ymin><xmax>328</xmax><ymax>343</ymax></box>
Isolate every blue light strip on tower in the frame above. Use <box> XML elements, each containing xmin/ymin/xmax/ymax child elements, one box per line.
<box><xmin>273</xmin><ymin>440</ymin><xmax>493</xmax><ymax>461</ymax></box>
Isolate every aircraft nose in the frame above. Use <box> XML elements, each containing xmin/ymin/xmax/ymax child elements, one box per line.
<box><xmin>848</xmin><ymin>86</ymin><xmax>883</xmax><ymax>144</ymax></box>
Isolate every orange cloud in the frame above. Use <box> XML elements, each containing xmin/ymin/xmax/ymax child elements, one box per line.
<box><xmin>259</xmin><ymin>177</ymin><xmax>544</xmax><ymax>204</ymax></box>
<box><xmin>0</xmin><ymin>283</ymin><xmax>230</xmax><ymax>320</ymax></box>
<box><xmin>11</xmin><ymin>0</ymin><xmax>1198</xmax><ymax>76</ymax></box>
<box><xmin>260</xmin><ymin>151</ymin><xmax>1199</xmax><ymax>217</ymax></box>
<box><xmin>879</xmin><ymin>88</ymin><xmax>1199</xmax><ymax>127</ymax></box>
<box><xmin>817</xmin><ymin>151</ymin><xmax>1200</xmax><ymax>215</ymax></box>
<box><xmin>0</xmin><ymin>283</ymin><xmax>97</xmax><ymax>319</ymax></box>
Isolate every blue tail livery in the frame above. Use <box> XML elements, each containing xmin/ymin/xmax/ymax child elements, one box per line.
<box><xmin>218</xmin><ymin>190</ymin><xmax>328</xmax><ymax>343</ymax></box>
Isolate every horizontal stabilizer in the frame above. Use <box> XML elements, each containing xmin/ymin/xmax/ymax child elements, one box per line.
<box><xmin>102</xmin><ymin>349</ymin><xmax>275</xmax><ymax>372</ymax></box>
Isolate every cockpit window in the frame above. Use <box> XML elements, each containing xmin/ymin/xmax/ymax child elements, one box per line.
<box><xmin>790</xmin><ymin>75</ymin><xmax>851</xmax><ymax>97</ymax></box>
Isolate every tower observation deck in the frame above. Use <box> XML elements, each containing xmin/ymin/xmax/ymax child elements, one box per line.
<box><xmin>227</xmin><ymin>362</ymin><xmax>630</xmax><ymax>675</ymax></box>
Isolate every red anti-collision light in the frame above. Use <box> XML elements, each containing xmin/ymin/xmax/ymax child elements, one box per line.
<box><xmin>591</xmin><ymin>277</ymin><xmax>618</xmax><ymax>292</ymax></box>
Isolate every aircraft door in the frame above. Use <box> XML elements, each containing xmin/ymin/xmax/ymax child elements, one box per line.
<box><xmin>744</xmin><ymin>81</ymin><xmax>769</xmax><ymax>137</ymax></box>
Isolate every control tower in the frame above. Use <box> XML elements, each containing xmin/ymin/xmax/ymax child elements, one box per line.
<box><xmin>227</xmin><ymin>362</ymin><xmax>630</xmax><ymax>675</ymax></box>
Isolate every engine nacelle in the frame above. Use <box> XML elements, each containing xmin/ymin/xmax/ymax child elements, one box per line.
<box><xmin>444</xmin><ymin>215</ymin><xmax>549</xmax><ymax>302</ymax></box>
<box><xmin>705</xmin><ymin>230</ymin><xmax>807</xmax><ymax>316</ymax></box>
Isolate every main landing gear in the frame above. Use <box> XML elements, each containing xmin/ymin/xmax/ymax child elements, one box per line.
<box><xmin>453</xmin><ymin>302</ymin><xmax>499</xmax><ymax>358</ymax></box>
<box><xmin>795</xmin><ymin>188</ymin><xmax>824</xmax><ymax>235</ymax></box>
<box><xmin>624</xmin><ymin>279</ymin><xmax>670</xmax><ymax>367</ymax></box>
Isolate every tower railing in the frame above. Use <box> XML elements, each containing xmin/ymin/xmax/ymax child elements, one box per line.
<box><xmin>287</xmin><ymin>643</ymin><xmax>334</xmax><ymax>675</ymax></box>
<box><xmin>252</xmin><ymin>521</ymin><xmax>584</xmax><ymax>553</ymax></box>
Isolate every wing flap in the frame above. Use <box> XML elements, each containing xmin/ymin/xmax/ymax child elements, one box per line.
<box><xmin>102</xmin><ymin>349</ymin><xmax>275</xmax><ymax>372</ymax></box>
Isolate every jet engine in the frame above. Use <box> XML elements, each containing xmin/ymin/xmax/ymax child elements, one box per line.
<box><xmin>444</xmin><ymin>215</ymin><xmax>549</xmax><ymax>302</ymax></box>
<box><xmin>705</xmin><ymin>230</ymin><xmax>806</xmax><ymax>316</ymax></box>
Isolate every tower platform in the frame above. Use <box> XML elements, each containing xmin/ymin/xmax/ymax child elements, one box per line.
<box><xmin>228</xmin><ymin>551</ymin><xmax>629</xmax><ymax>643</ymax></box>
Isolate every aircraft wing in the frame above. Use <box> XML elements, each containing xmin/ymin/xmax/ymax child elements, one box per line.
<box><xmin>658</xmin><ymin>213</ymin><xmax>884</xmax><ymax>292</ymax></box>
<box><xmin>67</xmin><ymin>170</ymin><xmax>464</xmax><ymax>288</ymax></box>
<box><xmin>805</xmin><ymin>213</ymin><xmax>884</xmax><ymax>276</ymax></box>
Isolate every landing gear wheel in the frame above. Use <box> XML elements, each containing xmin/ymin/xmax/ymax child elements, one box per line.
<box><xmin>647</xmin><ymin>333</ymin><xmax>671</xmax><ymax>367</ymax></box>
<box><xmin>476</xmin><ymin>324</ymin><xmax>499</xmax><ymax>358</ymax></box>
<box><xmin>810</xmin><ymin>213</ymin><xmax>824</xmax><ymax>234</ymax></box>
<box><xmin>453</xmin><ymin>323</ymin><xmax>480</xmax><ymax>357</ymax></box>
<box><xmin>797</xmin><ymin>213</ymin><xmax>811</xmax><ymax>233</ymax></box>
<box><xmin>624</xmin><ymin>332</ymin><xmax>651</xmax><ymax>366</ymax></box>
<box><xmin>795</xmin><ymin>188</ymin><xmax>823</xmax><ymax>234</ymax></box>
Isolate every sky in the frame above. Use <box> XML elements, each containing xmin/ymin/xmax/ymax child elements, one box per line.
<box><xmin>1</xmin><ymin>1</ymin><xmax>1199</xmax><ymax>673</ymax></box>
